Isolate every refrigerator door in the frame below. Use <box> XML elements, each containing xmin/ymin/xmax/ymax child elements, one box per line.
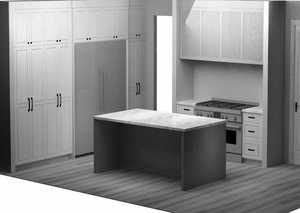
<box><xmin>75</xmin><ymin>40</ymin><xmax>126</xmax><ymax>156</ymax></box>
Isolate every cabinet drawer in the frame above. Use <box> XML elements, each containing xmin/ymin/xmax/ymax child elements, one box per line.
<box><xmin>244</xmin><ymin>143</ymin><xmax>260</xmax><ymax>158</ymax></box>
<box><xmin>244</xmin><ymin>124</ymin><xmax>261</xmax><ymax>139</ymax></box>
<box><xmin>243</xmin><ymin>113</ymin><xmax>262</xmax><ymax>124</ymax></box>
<box><xmin>177</xmin><ymin>105</ymin><xmax>194</xmax><ymax>115</ymax></box>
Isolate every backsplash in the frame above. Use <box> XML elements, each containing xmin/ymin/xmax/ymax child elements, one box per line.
<box><xmin>193</xmin><ymin>61</ymin><xmax>263</xmax><ymax>105</ymax></box>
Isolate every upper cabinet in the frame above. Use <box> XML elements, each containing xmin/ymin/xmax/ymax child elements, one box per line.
<box><xmin>72</xmin><ymin>0</ymin><xmax>129</xmax><ymax>42</ymax></box>
<box><xmin>180</xmin><ymin>1</ymin><xmax>264</xmax><ymax>65</ymax></box>
<box><xmin>11</xmin><ymin>2</ymin><xmax>72</xmax><ymax>47</ymax></box>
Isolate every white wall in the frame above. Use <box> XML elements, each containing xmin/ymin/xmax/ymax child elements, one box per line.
<box><xmin>144</xmin><ymin>0</ymin><xmax>172</xmax><ymax>109</ymax></box>
<box><xmin>193</xmin><ymin>62</ymin><xmax>263</xmax><ymax>104</ymax></box>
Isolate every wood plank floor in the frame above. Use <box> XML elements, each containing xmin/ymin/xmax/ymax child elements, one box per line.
<box><xmin>10</xmin><ymin>155</ymin><xmax>300</xmax><ymax>213</ymax></box>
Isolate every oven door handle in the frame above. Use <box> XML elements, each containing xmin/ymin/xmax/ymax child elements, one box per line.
<box><xmin>226</xmin><ymin>124</ymin><xmax>242</xmax><ymax>130</ymax></box>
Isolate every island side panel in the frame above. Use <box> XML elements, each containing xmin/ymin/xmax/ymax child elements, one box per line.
<box><xmin>94</xmin><ymin>120</ymin><xmax>120</xmax><ymax>172</ymax></box>
<box><xmin>181</xmin><ymin>124</ymin><xmax>226</xmax><ymax>190</ymax></box>
<box><xmin>119</xmin><ymin>124</ymin><xmax>181</xmax><ymax>179</ymax></box>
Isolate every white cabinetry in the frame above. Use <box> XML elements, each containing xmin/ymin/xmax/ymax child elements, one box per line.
<box><xmin>11</xmin><ymin>2</ymin><xmax>73</xmax><ymax>166</ymax></box>
<box><xmin>176</xmin><ymin>104</ymin><xmax>195</xmax><ymax>115</ymax></box>
<box><xmin>73</xmin><ymin>1</ymin><xmax>128</xmax><ymax>42</ymax></box>
<box><xmin>128</xmin><ymin>40</ymin><xmax>146</xmax><ymax>109</ymax></box>
<box><xmin>129</xmin><ymin>7</ymin><xmax>145</xmax><ymax>39</ymax></box>
<box><xmin>180</xmin><ymin>1</ymin><xmax>264</xmax><ymax>65</ymax></box>
<box><xmin>46</xmin><ymin>100</ymin><xmax>72</xmax><ymax>158</ymax></box>
<box><xmin>242</xmin><ymin>110</ymin><xmax>263</xmax><ymax>161</ymax></box>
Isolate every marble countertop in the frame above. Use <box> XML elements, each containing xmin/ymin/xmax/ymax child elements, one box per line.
<box><xmin>242</xmin><ymin>106</ymin><xmax>263</xmax><ymax>114</ymax></box>
<box><xmin>94</xmin><ymin>109</ymin><xmax>226</xmax><ymax>132</ymax></box>
<box><xmin>176</xmin><ymin>99</ymin><xmax>202</xmax><ymax>107</ymax></box>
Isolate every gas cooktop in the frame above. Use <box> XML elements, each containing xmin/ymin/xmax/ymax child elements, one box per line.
<box><xmin>196</xmin><ymin>100</ymin><xmax>257</xmax><ymax>111</ymax></box>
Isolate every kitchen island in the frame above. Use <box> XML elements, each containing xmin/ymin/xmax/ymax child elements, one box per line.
<box><xmin>94</xmin><ymin>109</ymin><xmax>226</xmax><ymax>190</ymax></box>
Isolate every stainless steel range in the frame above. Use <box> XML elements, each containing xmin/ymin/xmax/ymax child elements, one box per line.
<box><xmin>195</xmin><ymin>99</ymin><xmax>257</xmax><ymax>162</ymax></box>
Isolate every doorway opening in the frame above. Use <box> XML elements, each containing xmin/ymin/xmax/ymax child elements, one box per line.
<box><xmin>155</xmin><ymin>16</ymin><xmax>173</xmax><ymax>113</ymax></box>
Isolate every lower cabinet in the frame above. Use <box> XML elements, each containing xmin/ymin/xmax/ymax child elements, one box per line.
<box><xmin>47</xmin><ymin>100</ymin><xmax>73</xmax><ymax>158</ymax></box>
<box><xmin>15</xmin><ymin>100</ymin><xmax>72</xmax><ymax>165</ymax></box>
<box><xmin>242</xmin><ymin>111</ymin><xmax>263</xmax><ymax>161</ymax></box>
<box><xmin>128</xmin><ymin>39</ymin><xmax>145</xmax><ymax>109</ymax></box>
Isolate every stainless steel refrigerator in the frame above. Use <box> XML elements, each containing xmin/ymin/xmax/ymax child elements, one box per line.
<box><xmin>75</xmin><ymin>40</ymin><xmax>126</xmax><ymax>156</ymax></box>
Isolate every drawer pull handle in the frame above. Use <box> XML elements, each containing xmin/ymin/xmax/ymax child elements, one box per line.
<box><xmin>248</xmin><ymin>130</ymin><xmax>255</xmax><ymax>133</ymax></box>
<box><xmin>248</xmin><ymin>116</ymin><xmax>255</xmax><ymax>119</ymax></box>
<box><xmin>248</xmin><ymin>149</ymin><xmax>255</xmax><ymax>152</ymax></box>
<box><xmin>184</xmin><ymin>108</ymin><xmax>191</xmax><ymax>111</ymax></box>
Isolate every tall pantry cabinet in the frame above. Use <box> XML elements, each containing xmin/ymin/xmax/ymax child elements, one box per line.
<box><xmin>10</xmin><ymin>2</ymin><xmax>73</xmax><ymax>167</ymax></box>
<box><xmin>128</xmin><ymin>1</ymin><xmax>146</xmax><ymax>109</ymax></box>
<box><xmin>0</xmin><ymin>0</ymin><xmax>147</xmax><ymax>172</ymax></box>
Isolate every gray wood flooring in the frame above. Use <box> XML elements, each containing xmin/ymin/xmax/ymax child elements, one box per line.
<box><xmin>10</xmin><ymin>155</ymin><xmax>300</xmax><ymax>213</ymax></box>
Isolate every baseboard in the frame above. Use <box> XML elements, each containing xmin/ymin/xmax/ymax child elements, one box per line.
<box><xmin>15</xmin><ymin>154</ymin><xmax>73</xmax><ymax>172</ymax></box>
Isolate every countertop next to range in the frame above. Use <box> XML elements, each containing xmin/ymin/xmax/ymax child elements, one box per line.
<box><xmin>94</xmin><ymin>109</ymin><xmax>226</xmax><ymax>132</ymax></box>
<box><xmin>242</xmin><ymin>106</ymin><xmax>263</xmax><ymax>114</ymax></box>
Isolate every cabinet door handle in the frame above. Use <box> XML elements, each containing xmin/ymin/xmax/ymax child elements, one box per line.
<box><xmin>248</xmin><ymin>130</ymin><xmax>255</xmax><ymax>134</ymax></box>
<box><xmin>248</xmin><ymin>149</ymin><xmax>255</xmax><ymax>152</ymax></box>
<box><xmin>59</xmin><ymin>93</ymin><xmax>62</xmax><ymax>107</ymax></box>
<box><xmin>30</xmin><ymin>97</ymin><xmax>33</xmax><ymax>112</ymax></box>
<box><xmin>248</xmin><ymin>116</ymin><xmax>255</xmax><ymax>119</ymax></box>
<box><xmin>138</xmin><ymin>82</ymin><xmax>141</xmax><ymax>95</ymax></box>
<box><xmin>57</xmin><ymin>94</ymin><xmax>59</xmax><ymax>108</ymax></box>
<box><xmin>27</xmin><ymin>98</ymin><xmax>31</xmax><ymax>112</ymax></box>
<box><xmin>184</xmin><ymin>108</ymin><xmax>191</xmax><ymax>111</ymax></box>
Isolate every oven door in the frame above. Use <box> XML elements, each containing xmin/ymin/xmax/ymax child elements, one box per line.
<box><xmin>226</xmin><ymin>123</ymin><xmax>242</xmax><ymax>155</ymax></box>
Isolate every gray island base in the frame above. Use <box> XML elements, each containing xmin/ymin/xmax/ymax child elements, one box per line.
<box><xmin>94</xmin><ymin>109</ymin><xmax>226</xmax><ymax>190</ymax></box>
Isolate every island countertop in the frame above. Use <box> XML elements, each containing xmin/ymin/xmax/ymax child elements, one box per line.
<box><xmin>94</xmin><ymin>109</ymin><xmax>226</xmax><ymax>132</ymax></box>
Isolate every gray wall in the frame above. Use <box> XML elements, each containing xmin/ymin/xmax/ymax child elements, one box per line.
<box><xmin>144</xmin><ymin>0</ymin><xmax>172</xmax><ymax>109</ymax></box>
<box><xmin>193</xmin><ymin>62</ymin><xmax>263</xmax><ymax>104</ymax></box>
<box><xmin>266</xmin><ymin>2</ymin><xmax>285</xmax><ymax>166</ymax></box>
<box><xmin>284</xmin><ymin>2</ymin><xmax>300</xmax><ymax>163</ymax></box>
<box><xmin>0</xmin><ymin>2</ymin><xmax>11</xmax><ymax>173</ymax></box>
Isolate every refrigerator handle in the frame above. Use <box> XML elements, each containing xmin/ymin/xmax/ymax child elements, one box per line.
<box><xmin>31</xmin><ymin>97</ymin><xmax>33</xmax><ymax>112</ymax></box>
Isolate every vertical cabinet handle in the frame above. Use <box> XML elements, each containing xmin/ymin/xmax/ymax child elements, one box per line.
<box><xmin>31</xmin><ymin>97</ymin><xmax>33</xmax><ymax>112</ymax></box>
<box><xmin>57</xmin><ymin>93</ymin><xmax>59</xmax><ymax>108</ymax></box>
<box><xmin>59</xmin><ymin>93</ymin><xmax>62</xmax><ymax>107</ymax></box>
<box><xmin>136</xmin><ymin>83</ymin><xmax>138</xmax><ymax>95</ymax></box>
<box><xmin>138</xmin><ymin>82</ymin><xmax>141</xmax><ymax>95</ymax></box>
<box><xmin>27</xmin><ymin>98</ymin><xmax>31</xmax><ymax>112</ymax></box>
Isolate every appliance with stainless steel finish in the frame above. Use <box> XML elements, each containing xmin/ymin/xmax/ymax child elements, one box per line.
<box><xmin>75</xmin><ymin>40</ymin><xmax>127</xmax><ymax>156</ymax></box>
<box><xmin>195</xmin><ymin>99</ymin><xmax>257</xmax><ymax>162</ymax></box>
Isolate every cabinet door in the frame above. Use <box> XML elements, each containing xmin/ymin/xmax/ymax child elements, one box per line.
<box><xmin>242</xmin><ymin>11</ymin><xmax>263</xmax><ymax>63</ymax></box>
<box><xmin>30</xmin><ymin>46</ymin><xmax>45</xmax><ymax>102</ymax></box>
<box><xmin>56</xmin><ymin>45</ymin><xmax>73</xmax><ymax>100</ymax></box>
<box><xmin>135</xmin><ymin>41</ymin><xmax>145</xmax><ymax>108</ymax></box>
<box><xmin>73</xmin><ymin>9</ymin><xmax>90</xmax><ymax>41</ymax></box>
<box><xmin>57</xmin><ymin>100</ymin><xmax>72</xmax><ymax>155</ymax></box>
<box><xmin>32</xmin><ymin>103</ymin><xmax>46</xmax><ymax>160</ymax></box>
<box><xmin>12</xmin><ymin>11</ymin><xmax>30</xmax><ymax>46</ymax></box>
<box><xmin>181</xmin><ymin>8</ymin><xmax>201</xmax><ymax>58</ymax></box>
<box><xmin>92</xmin><ymin>8</ymin><xmax>114</xmax><ymax>40</ymax></box>
<box><xmin>135</xmin><ymin>41</ymin><xmax>145</xmax><ymax>91</ymax></box>
<box><xmin>16</xmin><ymin>105</ymin><xmax>33</xmax><ymax>165</ymax></box>
<box><xmin>129</xmin><ymin>0</ymin><xmax>145</xmax><ymax>7</ymax></box>
<box><xmin>45</xmin><ymin>46</ymin><xmax>59</xmax><ymax>101</ymax></box>
<box><xmin>201</xmin><ymin>11</ymin><xmax>221</xmax><ymax>58</ymax></box>
<box><xmin>15</xmin><ymin>48</ymin><xmax>31</xmax><ymax>105</ymax></box>
<box><xmin>129</xmin><ymin>8</ymin><xmax>145</xmax><ymax>39</ymax></box>
<box><xmin>114</xmin><ymin>8</ymin><xmax>128</xmax><ymax>39</ymax></box>
<box><xmin>29</xmin><ymin>11</ymin><xmax>45</xmax><ymax>46</ymax></box>
<box><xmin>128</xmin><ymin>41</ymin><xmax>145</xmax><ymax>109</ymax></box>
<box><xmin>222</xmin><ymin>11</ymin><xmax>242</xmax><ymax>60</ymax></box>
<box><xmin>45</xmin><ymin>9</ymin><xmax>72</xmax><ymax>44</ymax></box>
<box><xmin>46</xmin><ymin>102</ymin><xmax>58</xmax><ymax>157</ymax></box>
